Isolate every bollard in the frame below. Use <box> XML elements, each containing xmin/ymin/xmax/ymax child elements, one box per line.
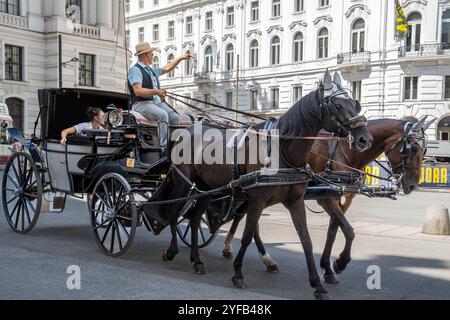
<box><xmin>422</xmin><ymin>205</ymin><xmax>450</xmax><ymax>236</ymax></box>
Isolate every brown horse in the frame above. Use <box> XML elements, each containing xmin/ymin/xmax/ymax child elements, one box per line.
<box><xmin>155</xmin><ymin>70</ymin><xmax>372</xmax><ymax>299</ymax></box>
<box><xmin>222</xmin><ymin>116</ymin><xmax>434</xmax><ymax>284</ymax></box>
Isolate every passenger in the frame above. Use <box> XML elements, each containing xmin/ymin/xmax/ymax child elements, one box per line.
<box><xmin>128</xmin><ymin>42</ymin><xmax>192</xmax><ymax>153</ymax></box>
<box><xmin>60</xmin><ymin>107</ymin><xmax>105</xmax><ymax>144</ymax></box>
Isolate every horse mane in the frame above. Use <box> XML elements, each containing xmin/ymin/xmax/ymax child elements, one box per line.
<box><xmin>277</xmin><ymin>90</ymin><xmax>321</xmax><ymax>137</ymax></box>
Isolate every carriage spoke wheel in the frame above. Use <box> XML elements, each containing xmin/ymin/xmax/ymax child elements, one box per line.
<box><xmin>177</xmin><ymin>211</ymin><xmax>218</xmax><ymax>249</ymax></box>
<box><xmin>2</xmin><ymin>152</ymin><xmax>42</xmax><ymax>234</ymax></box>
<box><xmin>90</xmin><ymin>173</ymin><xmax>137</xmax><ymax>257</ymax></box>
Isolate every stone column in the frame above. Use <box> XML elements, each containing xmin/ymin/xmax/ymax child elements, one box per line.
<box><xmin>52</xmin><ymin>0</ymin><xmax>66</xmax><ymax>17</ymax></box>
<box><xmin>97</xmin><ymin>0</ymin><xmax>112</xmax><ymax>28</ymax></box>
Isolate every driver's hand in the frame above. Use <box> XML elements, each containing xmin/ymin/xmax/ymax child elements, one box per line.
<box><xmin>157</xmin><ymin>89</ymin><xmax>167</xmax><ymax>99</ymax></box>
<box><xmin>60</xmin><ymin>137</ymin><xmax>67</xmax><ymax>145</ymax></box>
<box><xmin>181</xmin><ymin>53</ymin><xmax>193</xmax><ymax>61</ymax></box>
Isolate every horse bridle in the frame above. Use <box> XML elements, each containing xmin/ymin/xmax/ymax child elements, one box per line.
<box><xmin>319</xmin><ymin>84</ymin><xmax>368</xmax><ymax>144</ymax></box>
<box><xmin>384</xmin><ymin>122</ymin><xmax>427</xmax><ymax>184</ymax></box>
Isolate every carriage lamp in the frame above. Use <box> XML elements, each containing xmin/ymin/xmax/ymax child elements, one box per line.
<box><xmin>108</xmin><ymin>110</ymin><xmax>123</xmax><ymax>127</ymax></box>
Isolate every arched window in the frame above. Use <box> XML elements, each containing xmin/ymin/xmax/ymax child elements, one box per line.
<box><xmin>225</xmin><ymin>44</ymin><xmax>234</xmax><ymax>71</ymax></box>
<box><xmin>249</xmin><ymin>40</ymin><xmax>259</xmax><ymax>68</ymax></box>
<box><xmin>442</xmin><ymin>10</ymin><xmax>450</xmax><ymax>49</ymax></box>
<box><xmin>271</xmin><ymin>36</ymin><xmax>281</xmax><ymax>65</ymax></box>
<box><xmin>352</xmin><ymin>18</ymin><xmax>365</xmax><ymax>53</ymax></box>
<box><xmin>407</xmin><ymin>12</ymin><xmax>422</xmax><ymax>52</ymax></box>
<box><xmin>153</xmin><ymin>56</ymin><xmax>159</xmax><ymax>68</ymax></box>
<box><xmin>167</xmin><ymin>54</ymin><xmax>174</xmax><ymax>78</ymax></box>
<box><xmin>293</xmin><ymin>32</ymin><xmax>304</xmax><ymax>62</ymax></box>
<box><xmin>438</xmin><ymin>116</ymin><xmax>450</xmax><ymax>141</ymax></box>
<box><xmin>6</xmin><ymin>98</ymin><xmax>24</xmax><ymax>133</ymax></box>
<box><xmin>318</xmin><ymin>27</ymin><xmax>329</xmax><ymax>59</ymax></box>
<box><xmin>185</xmin><ymin>53</ymin><xmax>192</xmax><ymax>76</ymax></box>
<box><xmin>204</xmin><ymin>46</ymin><xmax>213</xmax><ymax>73</ymax></box>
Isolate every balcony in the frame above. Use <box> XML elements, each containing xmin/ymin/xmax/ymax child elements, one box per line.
<box><xmin>73</xmin><ymin>23</ymin><xmax>100</xmax><ymax>39</ymax></box>
<box><xmin>0</xmin><ymin>12</ymin><xmax>28</xmax><ymax>29</ymax></box>
<box><xmin>337</xmin><ymin>51</ymin><xmax>371</xmax><ymax>71</ymax></box>
<box><xmin>398</xmin><ymin>43</ymin><xmax>450</xmax><ymax>62</ymax></box>
<box><xmin>194</xmin><ymin>72</ymin><xmax>216</xmax><ymax>84</ymax></box>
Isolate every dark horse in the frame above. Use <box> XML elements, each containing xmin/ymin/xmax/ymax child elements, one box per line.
<box><xmin>154</xmin><ymin>70</ymin><xmax>372</xmax><ymax>299</ymax></box>
<box><xmin>222</xmin><ymin>116</ymin><xmax>434</xmax><ymax>284</ymax></box>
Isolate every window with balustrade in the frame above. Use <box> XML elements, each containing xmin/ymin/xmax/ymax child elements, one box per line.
<box><xmin>442</xmin><ymin>10</ymin><xmax>450</xmax><ymax>49</ymax></box>
<box><xmin>352</xmin><ymin>19</ymin><xmax>365</xmax><ymax>53</ymax></box>
<box><xmin>406</xmin><ymin>12</ymin><xmax>422</xmax><ymax>52</ymax></box>
<box><xmin>352</xmin><ymin>81</ymin><xmax>362</xmax><ymax>101</ymax></box>
<box><xmin>0</xmin><ymin>0</ymin><xmax>20</xmax><ymax>16</ymax></box>
<box><xmin>204</xmin><ymin>46</ymin><xmax>213</xmax><ymax>73</ymax></box>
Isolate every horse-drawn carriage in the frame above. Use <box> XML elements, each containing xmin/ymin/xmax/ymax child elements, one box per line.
<box><xmin>4</xmin><ymin>65</ymin><xmax>435</xmax><ymax>299</ymax></box>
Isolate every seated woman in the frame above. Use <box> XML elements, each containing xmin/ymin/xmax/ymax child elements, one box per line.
<box><xmin>60</xmin><ymin>107</ymin><xmax>105</xmax><ymax>144</ymax></box>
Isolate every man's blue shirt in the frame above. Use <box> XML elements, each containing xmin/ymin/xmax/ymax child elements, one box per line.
<box><xmin>128</xmin><ymin>61</ymin><xmax>163</xmax><ymax>103</ymax></box>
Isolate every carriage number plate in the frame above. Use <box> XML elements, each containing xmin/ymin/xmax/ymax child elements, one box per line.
<box><xmin>126</xmin><ymin>158</ymin><xmax>135</xmax><ymax>168</ymax></box>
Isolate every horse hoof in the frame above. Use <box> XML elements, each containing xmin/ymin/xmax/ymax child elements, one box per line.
<box><xmin>223</xmin><ymin>251</ymin><xmax>233</xmax><ymax>260</ymax></box>
<box><xmin>232</xmin><ymin>277</ymin><xmax>247</xmax><ymax>289</ymax></box>
<box><xmin>193</xmin><ymin>264</ymin><xmax>206</xmax><ymax>275</ymax></box>
<box><xmin>162</xmin><ymin>250</ymin><xmax>175</xmax><ymax>262</ymax></box>
<box><xmin>266</xmin><ymin>264</ymin><xmax>280</xmax><ymax>273</ymax></box>
<box><xmin>314</xmin><ymin>291</ymin><xmax>330</xmax><ymax>300</ymax></box>
<box><xmin>324</xmin><ymin>274</ymin><xmax>339</xmax><ymax>285</ymax></box>
<box><xmin>333</xmin><ymin>260</ymin><xmax>345</xmax><ymax>275</ymax></box>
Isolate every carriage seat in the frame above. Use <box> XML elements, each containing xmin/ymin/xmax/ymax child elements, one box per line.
<box><xmin>124</xmin><ymin>110</ymin><xmax>194</xmax><ymax>127</ymax></box>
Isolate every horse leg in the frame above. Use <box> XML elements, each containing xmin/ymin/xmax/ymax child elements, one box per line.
<box><xmin>162</xmin><ymin>219</ymin><xmax>179</xmax><ymax>262</ymax></box>
<box><xmin>189</xmin><ymin>198</ymin><xmax>210</xmax><ymax>275</ymax></box>
<box><xmin>254</xmin><ymin>223</ymin><xmax>279</xmax><ymax>273</ymax></box>
<box><xmin>223</xmin><ymin>214</ymin><xmax>244</xmax><ymax>260</ymax></box>
<box><xmin>320</xmin><ymin>217</ymin><xmax>340</xmax><ymax>284</ymax></box>
<box><xmin>318</xmin><ymin>198</ymin><xmax>355</xmax><ymax>279</ymax></box>
<box><xmin>285</xmin><ymin>199</ymin><xmax>328</xmax><ymax>300</ymax></box>
<box><xmin>232</xmin><ymin>204</ymin><xmax>263</xmax><ymax>289</ymax></box>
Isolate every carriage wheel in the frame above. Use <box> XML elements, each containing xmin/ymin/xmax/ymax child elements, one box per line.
<box><xmin>177</xmin><ymin>211</ymin><xmax>219</xmax><ymax>249</ymax></box>
<box><xmin>2</xmin><ymin>152</ymin><xmax>42</xmax><ymax>234</ymax></box>
<box><xmin>90</xmin><ymin>173</ymin><xmax>138</xmax><ymax>257</ymax></box>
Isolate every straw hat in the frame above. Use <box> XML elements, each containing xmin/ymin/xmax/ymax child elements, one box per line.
<box><xmin>134</xmin><ymin>42</ymin><xmax>154</xmax><ymax>56</ymax></box>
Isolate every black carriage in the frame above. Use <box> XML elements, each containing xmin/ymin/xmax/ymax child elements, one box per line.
<box><xmin>1</xmin><ymin>88</ymin><xmax>219</xmax><ymax>256</ymax></box>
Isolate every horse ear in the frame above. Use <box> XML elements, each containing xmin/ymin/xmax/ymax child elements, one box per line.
<box><xmin>333</xmin><ymin>72</ymin><xmax>343</xmax><ymax>88</ymax></box>
<box><xmin>323</xmin><ymin>69</ymin><xmax>332</xmax><ymax>90</ymax></box>
<box><xmin>411</xmin><ymin>115</ymin><xmax>428</xmax><ymax>132</ymax></box>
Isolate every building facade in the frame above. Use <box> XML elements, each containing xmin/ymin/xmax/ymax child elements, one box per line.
<box><xmin>127</xmin><ymin>0</ymin><xmax>450</xmax><ymax>141</ymax></box>
<box><xmin>0</xmin><ymin>0</ymin><xmax>128</xmax><ymax>136</ymax></box>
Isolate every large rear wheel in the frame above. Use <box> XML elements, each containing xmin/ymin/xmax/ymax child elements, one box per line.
<box><xmin>2</xmin><ymin>152</ymin><xmax>42</xmax><ymax>234</ymax></box>
<box><xmin>90</xmin><ymin>173</ymin><xmax>138</xmax><ymax>257</ymax></box>
<box><xmin>177</xmin><ymin>211</ymin><xmax>219</xmax><ymax>249</ymax></box>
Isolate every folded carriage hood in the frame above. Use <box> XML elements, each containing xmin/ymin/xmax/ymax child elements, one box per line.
<box><xmin>37</xmin><ymin>88</ymin><xmax>129</xmax><ymax>141</ymax></box>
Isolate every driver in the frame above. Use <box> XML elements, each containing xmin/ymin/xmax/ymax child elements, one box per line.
<box><xmin>60</xmin><ymin>107</ymin><xmax>105</xmax><ymax>144</ymax></box>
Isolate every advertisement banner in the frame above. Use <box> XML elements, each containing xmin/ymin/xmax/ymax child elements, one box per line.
<box><xmin>364</xmin><ymin>161</ymin><xmax>450</xmax><ymax>189</ymax></box>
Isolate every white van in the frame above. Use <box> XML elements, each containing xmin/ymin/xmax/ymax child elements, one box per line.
<box><xmin>0</xmin><ymin>103</ymin><xmax>14</xmax><ymax>167</ymax></box>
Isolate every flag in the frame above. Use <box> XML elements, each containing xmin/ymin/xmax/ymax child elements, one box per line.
<box><xmin>395</xmin><ymin>0</ymin><xmax>408</xmax><ymax>39</ymax></box>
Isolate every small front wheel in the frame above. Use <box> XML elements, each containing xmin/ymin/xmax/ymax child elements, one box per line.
<box><xmin>2</xmin><ymin>152</ymin><xmax>42</xmax><ymax>234</ymax></box>
<box><xmin>90</xmin><ymin>173</ymin><xmax>138</xmax><ymax>257</ymax></box>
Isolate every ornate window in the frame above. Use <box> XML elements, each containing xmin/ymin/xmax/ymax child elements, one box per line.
<box><xmin>5</xmin><ymin>44</ymin><xmax>23</xmax><ymax>81</ymax></box>
<box><xmin>167</xmin><ymin>54</ymin><xmax>175</xmax><ymax>78</ymax></box>
<box><xmin>249</xmin><ymin>40</ymin><xmax>259</xmax><ymax>68</ymax></box>
<box><xmin>406</xmin><ymin>12</ymin><xmax>422</xmax><ymax>52</ymax></box>
<box><xmin>293</xmin><ymin>32</ymin><xmax>304</xmax><ymax>62</ymax></box>
<box><xmin>204</xmin><ymin>46</ymin><xmax>213</xmax><ymax>73</ymax></box>
<box><xmin>318</xmin><ymin>27</ymin><xmax>329</xmax><ymax>59</ymax></box>
<box><xmin>352</xmin><ymin>18</ymin><xmax>365</xmax><ymax>53</ymax></box>
<box><xmin>271</xmin><ymin>36</ymin><xmax>281</xmax><ymax>65</ymax></box>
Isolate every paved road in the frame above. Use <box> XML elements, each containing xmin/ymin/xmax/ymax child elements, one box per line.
<box><xmin>0</xmin><ymin>189</ymin><xmax>449</xmax><ymax>300</ymax></box>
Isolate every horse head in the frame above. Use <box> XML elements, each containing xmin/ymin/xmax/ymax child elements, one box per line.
<box><xmin>319</xmin><ymin>69</ymin><xmax>373</xmax><ymax>151</ymax></box>
<box><xmin>385</xmin><ymin>116</ymin><xmax>437</xmax><ymax>194</ymax></box>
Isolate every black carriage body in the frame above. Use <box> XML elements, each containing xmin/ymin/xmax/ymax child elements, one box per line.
<box><xmin>37</xmin><ymin>88</ymin><xmax>167</xmax><ymax>194</ymax></box>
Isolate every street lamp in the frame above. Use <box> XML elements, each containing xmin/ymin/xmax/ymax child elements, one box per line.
<box><xmin>61</xmin><ymin>57</ymin><xmax>80</xmax><ymax>68</ymax></box>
